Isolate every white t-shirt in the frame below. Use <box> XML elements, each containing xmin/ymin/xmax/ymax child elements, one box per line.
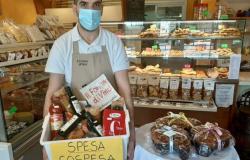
<box><xmin>45</xmin><ymin>26</ymin><xmax>129</xmax><ymax>85</ymax></box>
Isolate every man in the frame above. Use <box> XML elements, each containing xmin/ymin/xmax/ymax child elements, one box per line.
<box><xmin>43</xmin><ymin>0</ymin><xmax>135</xmax><ymax>159</ymax></box>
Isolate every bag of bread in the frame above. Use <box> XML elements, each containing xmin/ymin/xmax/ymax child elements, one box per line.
<box><xmin>181</xmin><ymin>76</ymin><xmax>192</xmax><ymax>100</ymax></box>
<box><xmin>151</xmin><ymin>125</ymin><xmax>191</xmax><ymax>160</ymax></box>
<box><xmin>128</xmin><ymin>72</ymin><xmax>138</xmax><ymax>97</ymax></box>
<box><xmin>203</xmin><ymin>79</ymin><xmax>215</xmax><ymax>104</ymax></box>
<box><xmin>148</xmin><ymin>73</ymin><xmax>160</xmax><ymax>97</ymax></box>
<box><xmin>192</xmin><ymin>79</ymin><xmax>203</xmax><ymax>101</ymax></box>
<box><xmin>191</xmin><ymin>122</ymin><xmax>235</xmax><ymax>157</ymax></box>
<box><xmin>159</xmin><ymin>76</ymin><xmax>169</xmax><ymax>99</ymax></box>
<box><xmin>136</xmin><ymin>74</ymin><xmax>148</xmax><ymax>98</ymax></box>
<box><xmin>169</xmin><ymin>76</ymin><xmax>180</xmax><ymax>99</ymax></box>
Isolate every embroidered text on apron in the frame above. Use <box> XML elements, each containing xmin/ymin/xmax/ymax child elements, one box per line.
<box><xmin>71</xmin><ymin>41</ymin><xmax>117</xmax><ymax>100</ymax></box>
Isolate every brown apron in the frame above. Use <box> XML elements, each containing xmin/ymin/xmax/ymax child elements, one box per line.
<box><xmin>71</xmin><ymin>41</ymin><xmax>117</xmax><ymax>100</ymax></box>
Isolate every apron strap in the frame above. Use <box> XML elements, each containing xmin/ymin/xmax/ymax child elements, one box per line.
<box><xmin>73</xmin><ymin>41</ymin><xmax>79</xmax><ymax>55</ymax></box>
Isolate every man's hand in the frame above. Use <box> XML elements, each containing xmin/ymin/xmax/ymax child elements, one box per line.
<box><xmin>127</xmin><ymin>125</ymin><xmax>135</xmax><ymax>160</ymax></box>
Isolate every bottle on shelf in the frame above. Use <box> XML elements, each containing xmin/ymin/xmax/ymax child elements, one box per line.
<box><xmin>49</xmin><ymin>104</ymin><xmax>64</xmax><ymax>140</ymax></box>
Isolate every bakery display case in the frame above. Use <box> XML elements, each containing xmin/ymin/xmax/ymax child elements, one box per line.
<box><xmin>101</xmin><ymin>20</ymin><xmax>246</xmax><ymax>128</ymax></box>
<box><xmin>0</xmin><ymin>41</ymin><xmax>52</xmax><ymax>159</ymax></box>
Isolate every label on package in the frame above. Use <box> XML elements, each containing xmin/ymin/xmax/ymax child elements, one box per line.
<box><xmin>193</xmin><ymin>79</ymin><xmax>203</xmax><ymax>89</ymax></box>
<box><xmin>80</xmin><ymin>74</ymin><xmax>120</xmax><ymax>111</ymax></box>
<box><xmin>204</xmin><ymin>79</ymin><xmax>215</xmax><ymax>91</ymax></box>
<box><xmin>128</xmin><ymin>74</ymin><xmax>137</xmax><ymax>85</ymax></box>
<box><xmin>170</xmin><ymin>77</ymin><xmax>180</xmax><ymax>90</ymax></box>
<box><xmin>182</xmin><ymin>78</ymin><xmax>192</xmax><ymax>89</ymax></box>
<box><xmin>160</xmin><ymin>77</ymin><xmax>169</xmax><ymax>89</ymax></box>
<box><xmin>148</xmin><ymin>75</ymin><xmax>160</xmax><ymax>86</ymax></box>
<box><xmin>137</xmin><ymin>75</ymin><xmax>148</xmax><ymax>85</ymax></box>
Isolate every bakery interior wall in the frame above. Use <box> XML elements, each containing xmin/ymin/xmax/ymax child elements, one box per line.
<box><xmin>0</xmin><ymin>0</ymin><xmax>37</xmax><ymax>24</ymax></box>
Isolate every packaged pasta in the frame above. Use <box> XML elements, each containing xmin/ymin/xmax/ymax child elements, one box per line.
<box><xmin>136</xmin><ymin>74</ymin><xmax>148</xmax><ymax>98</ymax></box>
<box><xmin>181</xmin><ymin>77</ymin><xmax>192</xmax><ymax>100</ymax></box>
<box><xmin>204</xmin><ymin>79</ymin><xmax>215</xmax><ymax>104</ymax></box>
<box><xmin>128</xmin><ymin>72</ymin><xmax>138</xmax><ymax>97</ymax></box>
<box><xmin>160</xmin><ymin>76</ymin><xmax>169</xmax><ymax>99</ymax></box>
<box><xmin>148</xmin><ymin>74</ymin><xmax>160</xmax><ymax>97</ymax></box>
<box><xmin>192</xmin><ymin>79</ymin><xmax>203</xmax><ymax>101</ymax></box>
<box><xmin>169</xmin><ymin>77</ymin><xmax>180</xmax><ymax>99</ymax></box>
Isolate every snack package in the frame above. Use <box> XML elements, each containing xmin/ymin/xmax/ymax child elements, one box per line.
<box><xmin>151</xmin><ymin>125</ymin><xmax>191</xmax><ymax>160</ymax></box>
<box><xmin>204</xmin><ymin>79</ymin><xmax>215</xmax><ymax>104</ymax></box>
<box><xmin>169</xmin><ymin>77</ymin><xmax>180</xmax><ymax>99</ymax></box>
<box><xmin>191</xmin><ymin>122</ymin><xmax>235</xmax><ymax>157</ymax></box>
<box><xmin>148</xmin><ymin>74</ymin><xmax>160</xmax><ymax>97</ymax></box>
<box><xmin>136</xmin><ymin>74</ymin><xmax>148</xmax><ymax>98</ymax></box>
<box><xmin>192</xmin><ymin>79</ymin><xmax>203</xmax><ymax>101</ymax></box>
<box><xmin>155</xmin><ymin>112</ymin><xmax>201</xmax><ymax>130</ymax></box>
<box><xmin>160</xmin><ymin>76</ymin><xmax>169</xmax><ymax>99</ymax></box>
<box><xmin>181</xmin><ymin>77</ymin><xmax>192</xmax><ymax>100</ymax></box>
<box><xmin>128</xmin><ymin>72</ymin><xmax>138</xmax><ymax>97</ymax></box>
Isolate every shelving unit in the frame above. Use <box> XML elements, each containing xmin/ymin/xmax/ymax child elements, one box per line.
<box><xmin>0</xmin><ymin>41</ymin><xmax>54</xmax><ymax>49</ymax></box>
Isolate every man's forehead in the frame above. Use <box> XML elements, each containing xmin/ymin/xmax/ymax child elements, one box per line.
<box><xmin>78</xmin><ymin>0</ymin><xmax>102</xmax><ymax>3</ymax></box>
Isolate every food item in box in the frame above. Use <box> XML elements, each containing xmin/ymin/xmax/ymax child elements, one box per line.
<box><xmin>181</xmin><ymin>77</ymin><xmax>192</xmax><ymax>100</ymax></box>
<box><xmin>192</xmin><ymin>79</ymin><xmax>203</xmax><ymax>101</ymax></box>
<box><xmin>111</xmin><ymin>97</ymin><xmax>125</xmax><ymax>110</ymax></box>
<box><xmin>191</xmin><ymin>122</ymin><xmax>235</xmax><ymax>157</ymax></box>
<box><xmin>204</xmin><ymin>79</ymin><xmax>215</xmax><ymax>104</ymax></box>
<box><xmin>155</xmin><ymin>112</ymin><xmax>201</xmax><ymax>130</ymax></box>
<box><xmin>67</xmin><ymin>127</ymin><xmax>85</xmax><ymax>139</ymax></box>
<box><xmin>52</xmin><ymin>87</ymin><xmax>73</xmax><ymax>114</ymax></box>
<box><xmin>14</xmin><ymin>112</ymin><xmax>34</xmax><ymax>124</ymax></box>
<box><xmin>49</xmin><ymin>104</ymin><xmax>64</xmax><ymax>140</ymax></box>
<box><xmin>151</xmin><ymin>125</ymin><xmax>191</xmax><ymax>160</ymax></box>
<box><xmin>85</xmin><ymin>105</ymin><xmax>101</xmax><ymax>123</ymax></box>
<box><xmin>128</xmin><ymin>72</ymin><xmax>138</xmax><ymax>97</ymax></box>
<box><xmin>59</xmin><ymin>115</ymin><xmax>82</xmax><ymax>138</ymax></box>
<box><xmin>169</xmin><ymin>77</ymin><xmax>180</xmax><ymax>99</ymax></box>
<box><xmin>136</xmin><ymin>74</ymin><xmax>148</xmax><ymax>97</ymax></box>
<box><xmin>103</xmin><ymin>109</ymin><xmax>126</xmax><ymax>136</ymax></box>
<box><xmin>148</xmin><ymin>74</ymin><xmax>160</xmax><ymax>97</ymax></box>
<box><xmin>159</xmin><ymin>76</ymin><xmax>169</xmax><ymax>99</ymax></box>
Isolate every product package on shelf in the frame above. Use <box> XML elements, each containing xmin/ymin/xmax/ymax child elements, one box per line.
<box><xmin>159</xmin><ymin>76</ymin><xmax>169</xmax><ymax>99</ymax></box>
<box><xmin>136</xmin><ymin>73</ymin><xmax>148</xmax><ymax>98</ymax></box>
<box><xmin>169</xmin><ymin>76</ymin><xmax>180</xmax><ymax>99</ymax></box>
<box><xmin>40</xmin><ymin>75</ymin><xmax>130</xmax><ymax>160</ymax></box>
<box><xmin>190</xmin><ymin>122</ymin><xmax>235</xmax><ymax>157</ymax></box>
<box><xmin>181</xmin><ymin>76</ymin><xmax>192</xmax><ymax>100</ymax></box>
<box><xmin>148</xmin><ymin>73</ymin><xmax>160</xmax><ymax>97</ymax></box>
<box><xmin>203</xmin><ymin>79</ymin><xmax>215</xmax><ymax>104</ymax></box>
<box><xmin>192</xmin><ymin>79</ymin><xmax>204</xmax><ymax>101</ymax></box>
<box><xmin>128</xmin><ymin>72</ymin><xmax>138</xmax><ymax>97</ymax></box>
<box><xmin>24</xmin><ymin>25</ymin><xmax>46</xmax><ymax>42</ymax></box>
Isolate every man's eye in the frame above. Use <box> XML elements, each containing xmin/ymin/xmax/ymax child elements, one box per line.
<box><xmin>79</xmin><ymin>2</ymin><xmax>87</xmax><ymax>7</ymax></box>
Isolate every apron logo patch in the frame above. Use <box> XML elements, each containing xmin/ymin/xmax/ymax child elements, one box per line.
<box><xmin>77</xmin><ymin>59</ymin><xmax>88</xmax><ymax>66</ymax></box>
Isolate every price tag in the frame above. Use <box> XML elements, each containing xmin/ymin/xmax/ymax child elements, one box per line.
<box><xmin>215</xmin><ymin>84</ymin><xmax>234</xmax><ymax>107</ymax></box>
<box><xmin>50</xmin><ymin>138</ymin><xmax>123</xmax><ymax>160</ymax></box>
<box><xmin>204</xmin><ymin>79</ymin><xmax>215</xmax><ymax>91</ymax></box>
<box><xmin>221</xmin><ymin>44</ymin><xmax>229</xmax><ymax>49</ymax></box>
<box><xmin>170</xmin><ymin>77</ymin><xmax>180</xmax><ymax>90</ymax></box>
<box><xmin>80</xmin><ymin>74</ymin><xmax>120</xmax><ymax>111</ymax></box>
<box><xmin>160</xmin><ymin>77</ymin><xmax>169</xmax><ymax>89</ymax></box>
<box><xmin>193</xmin><ymin>79</ymin><xmax>203</xmax><ymax>89</ymax></box>
<box><xmin>182</xmin><ymin>78</ymin><xmax>192</xmax><ymax>89</ymax></box>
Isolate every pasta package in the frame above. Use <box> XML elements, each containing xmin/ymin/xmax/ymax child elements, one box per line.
<box><xmin>160</xmin><ymin>76</ymin><xmax>169</xmax><ymax>99</ymax></box>
<box><xmin>169</xmin><ymin>77</ymin><xmax>180</xmax><ymax>99</ymax></box>
<box><xmin>148</xmin><ymin>74</ymin><xmax>160</xmax><ymax>97</ymax></box>
<box><xmin>128</xmin><ymin>72</ymin><xmax>138</xmax><ymax>97</ymax></box>
<box><xmin>136</xmin><ymin>74</ymin><xmax>148</xmax><ymax>98</ymax></box>
<box><xmin>192</xmin><ymin>79</ymin><xmax>203</xmax><ymax>101</ymax></box>
<box><xmin>204</xmin><ymin>79</ymin><xmax>215</xmax><ymax>104</ymax></box>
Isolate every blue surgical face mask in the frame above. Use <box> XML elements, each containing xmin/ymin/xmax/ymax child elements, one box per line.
<box><xmin>79</xmin><ymin>9</ymin><xmax>101</xmax><ymax>31</ymax></box>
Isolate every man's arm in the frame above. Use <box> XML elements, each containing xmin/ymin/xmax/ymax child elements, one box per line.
<box><xmin>114</xmin><ymin>70</ymin><xmax>135</xmax><ymax>160</ymax></box>
<box><xmin>43</xmin><ymin>73</ymin><xmax>65</xmax><ymax>117</ymax></box>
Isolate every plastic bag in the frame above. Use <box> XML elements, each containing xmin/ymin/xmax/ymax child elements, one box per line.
<box><xmin>136</xmin><ymin>74</ymin><xmax>148</xmax><ymax>98</ymax></box>
<box><xmin>148</xmin><ymin>74</ymin><xmax>160</xmax><ymax>97</ymax></box>
<box><xmin>159</xmin><ymin>76</ymin><xmax>169</xmax><ymax>99</ymax></box>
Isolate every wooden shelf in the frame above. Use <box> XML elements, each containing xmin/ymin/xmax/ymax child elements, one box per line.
<box><xmin>0</xmin><ymin>41</ymin><xmax>54</xmax><ymax>49</ymax></box>
<box><xmin>0</xmin><ymin>55</ymin><xmax>48</xmax><ymax>67</ymax></box>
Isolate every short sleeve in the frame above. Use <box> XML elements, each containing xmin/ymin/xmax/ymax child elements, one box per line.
<box><xmin>45</xmin><ymin>39</ymin><xmax>65</xmax><ymax>74</ymax></box>
<box><xmin>112</xmin><ymin>37</ymin><xmax>129</xmax><ymax>73</ymax></box>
